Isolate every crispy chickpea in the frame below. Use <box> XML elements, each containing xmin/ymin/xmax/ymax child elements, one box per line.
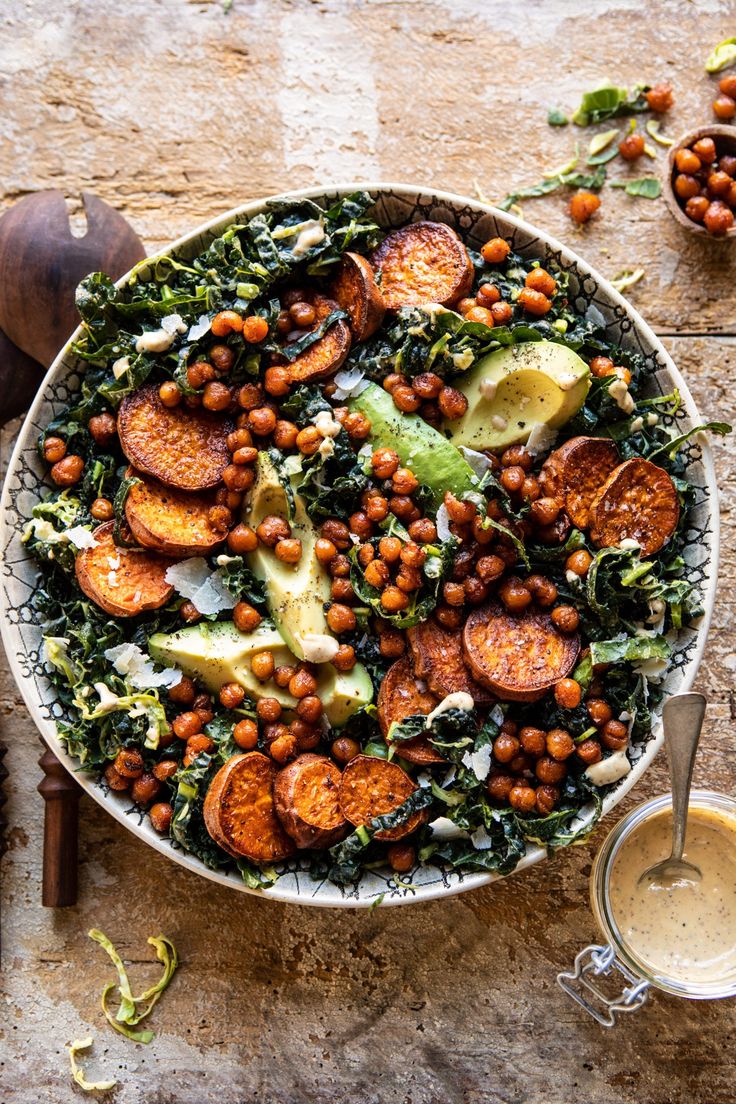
<box><xmin>474</xmin><ymin>554</ymin><xmax>504</xmax><ymax>584</ymax></box>
<box><xmin>376</xmin><ymin>535</ymin><xmax>400</xmax><ymax>564</ymax></box>
<box><xmin>104</xmin><ymin>763</ymin><xmax>130</xmax><ymax>791</ymax></box>
<box><xmin>619</xmin><ymin>132</ymin><xmax>645</xmax><ymax>161</ymax></box>
<box><xmin>219</xmin><ymin>682</ymin><xmax>245</xmax><ymax>709</ymax></box>
<box><xmin>113</xmin><ymin>748</ymin><xmax>144</xmax><ymax>779</ymax></box>
<box><xmin>500</xmin><ymin>444</ymin><xmax>532</xmax><ymax>471</ymax></box>
<box><xmin>256</xmin><ymin>515</ymin><xmax>291</xmax><ymax>547</ymax></box>
<box><xmin>289</xmin><ymin>300</ymin><xmax>317</xmax><ymax>328</ymax></box>
<box><xmin>438</xmin><ymin>386</ymin><xmax>469</xmax><ymax>420</ymax></box>
<box><xmin>233</xmin><ymin>718</ymin><xmax>259</xmax><ymax>750</ymax></box>
<box><xmin>554</xmin><ymin>678</ymin><xmax>582</xmax><ymax>710</ymax></box>
<box><xmin>50</xmin><ymin>454</ymin><xmax>84</xmax><ymax>486</ymax></box>
<box><xmin>396</xmin><ymin>565</ymin><xmax>422</xmax><ymax>593</ymax></box>
<box><xmin>275</xmin><ymin>537</ymin><xmax>303</xmax><ymax>564</ymax></box>
<box><xmin>331</xmin><ymin>578</ymin><xmax>355</xmax><ymax>603</ymax></box>
<box><xmin>388</xmin><ymin>843</ymin><xmax>415</xmax><ymax>874</ymax></box>
<box><xmin>525</xmin><ymin>267</ymin><xmax>557</xmax><ymax>297</ymax></box>
<box><xmin>343</xmin><ymin>411</ymin><xmax>372</xmax><ymax>440</ymax></box>
<box><xmin>211</xmin><ymin>310</ymin><xmax>243</xmax><ymax>337</ymax></box>
<box><xmin>509</xmin><ymin>784</ymin><xmax>537</xmax><ymax>812</ymax></box>
<box><xmin>231</xmin><ymin>446</ymin><xmax>258</xmax><ymax>467</ymax></box>
<box><xmin>487</xmin><ymin>772</ymin><xmax>515</xmax><ymax>803</ymax></box>
<box><xmin>238</xmin><ymin>382</ymin><xmax>265</xmax><ymax>410</ymax></box>
<box><xmin>192</xmin><ymin>693</ymin><xmax>214</xmax><ymax>726</ymax></box>
<box><xmin>251</xmin><ymin>650</ymin><xmax>275</xmax><ymax>681</ymax></box>
<box><xmin>348</xmin><ymin>511</ymin><xmax>373</xmax><ymax>541</ymax></box>
<box><xmin>601</xmin><ymin>719</ymin><xmax>629</xmax><ymax>750</ymax></box>
<box><xmin>720</xmin><ymin>75</ymin><xmax>736</xmax><ymax>99</ymax></box>
<box><xmin>257</xmin><ymin>697</ymin><xmax>283</xmax><ymax>723</ymax></box>
<box><xmin>183</xmin><ymin>734</ymin><xmax>215</xmax><ymax>767</ymax></box>
<box><xmin>499</xmin><ymin>465</ymin><xmax>525</xmax><ymax>494</ymax></box>
<box><xmin>397</xmin><ymin>542</ymin><xmax>424</xmax><ymax>571</ymax></box>
<box><xmin>435</xmin><ymin>604</ymin><xmax>463</xmax><ymax>630</ymax></box>
<box><xmin>464</xmin><ymin>305</ymin><xmax>495</xmax><ymax>326</ymax></box>
<box><xmin>149</xmin><ymin>802</ymin><xmax>173</xmax><ymax>833</ymax></box>
<box><xmin>326</xmin><ymin>603</ymin><xmax>356</xmax><ymax>633</ymax></box>
<box><xmin>587</xmin><ymin>699</ymin><xmax>613</xmax><ymax>727</ymax></box>
<box><xmin>457</xmin><ymin>297</ymin><xmax>477</xmax><ymax>316</ymax></box>
<box><xmin>296</xmin><ymin>695</ymin><xmax>323</xmax><ymax>724</ymax></box>
<box><xmin>332</xmin><ymin>736</ymin><xmax>360</xmax><ymax>764</ymax></box>
<box><xmin>407</xmin><ymin>518</ymin><xmax>436</xmax><ymax>544</ymax></box>
<box><xmin>89</xmin><ymin>496</ymin><xmax>113</xmax><ymax>522</ymax></box>
<box><xmin>645</xmin><ymin>82</ymin><xmax>673</xmax><ymax>113</ymax></box>
<box><xmin>498</xmin><ymin>577</ymin><xmax>532</xmax><ymax>613</ymax></box>
<box><xmin>43</xmin><ymin>435</ymin><xmax>67</xmax><ymax>463</ymax></box>
<box><xmin>290</xmin><ymin>719</ymin><xmax>321</xmax><ymax>751</ymax></box>
<box><xmin>441</xmin><ymin>581</ymin><xmax>465</xmax><ymax>608</ymax></box>
<box><xmin>371</xmin><ymin>447</ymin><xmax>400</xmax><ymax>479</ymax></box>
<box><xmin>365</xmin><ymin>559</ymin><xmax>390</xmax><ymax>589</ymax></box>
<box><xmin>569</xmin><ymin>191</ymin><xmax>601</xmax><ymax>224</ymax></box>
<box><xmin>378</xmin><ymin>627</ymin><xmax>406</xmax><ymax>657</ymax></box>
<box><xmin>477</xmin><ymin>283</ymin><xmax>502</xmax><ymax>307</ymax></box>
<box><xmin>493</xmin><ymin>733</ymin><xmax>520</xmax><ymax>764</ymax></box>
<box><xmin>270</xmin><ymin>666</ymin><xmax>295</xmax><ymax>691</ymax></box>
<box><xmin>332</xmin><ymin>644</ymin><xmax>357</xmax><ymax>671</ymax></box>
<box><xmin>381</xmin><ymin>585</ymin><xmax>410</xmax><ymax>612</ymax></box>
<box><xmin>713</xmin><ymin>94</ymin><xmax>736</xmax><ymax>120</ymax></box>
<box><xmin>180</xmin><ymin>600</ymin><xmax>202</xmax><ymax>624</ymax></box>
<box><xmin>491</xmin><ymin>300</ymin><xmax>513</xmax><ymax>324</ymax></box>
<box><xmin>388</xmin><ymin>495</ymin><xmax>416</xmax><ymax>522</ymax></box>
<box><xmin>288</xmin><ymin>668</ymin><xmax>317</xmax><ymax>699</ymax></box>
<box><xmin>519</xmin><ymin>726</ymin><xmax>546</xmax><ymax>757</ymax></box>
<box><xmin>88</xmin><ymin>412</ymin><xmax>117</xmax><ymax>447</ymax></box>
<box><xmin>392</xmin><ymin>384</ymin><xmax>421</xmax><ymax>413</ymax></box>
<box><xmin>247</xmin><ymin>406</ymin><xmax>277</xmax><ymax>437</ymax></box>
<box><xmin>551</xmin><ymin>605</ymin><xmax>579</xmax><ymax>633</ymax></box>
<box><xmin>382</xmin><ymin>372</ymin><xmax>406</xmax><ymax>394</ymax></box>
<box><xmin>187</xmin><ymin>361</ymin><xmax>216</xmax><ymax>389</ymax></box>
<box><xmin>172</xmin><ymin>711</ymin><xmax>201</xmax><ymax>740</ymax></box>
<box><xmin>674</xmin><ymin>173</ymin><xmax>701</xmax><ymax>201</ymax></box>
<box><xmin>169</xmin><ymin>676</ymin><xmax>196</xmax><ymax>705</ymax></box>
<box><xmin>315</xmin><ymin>537</ymin><xmax>338</xmax><ymax>566</ymax></box>
<box><xmin>262</xmin><ymin>366</ymin><xmax>290</xmax><ymax>397</ymax></box>
<box><xmin>270</xmin><ymin>732</ymin><xmax>298</xmax><ymax>764</ymax></box>
<box><xmin>226</xmin><ymin>525</ymin><xmax>258</xmax><ymax>556</ymax></box>
<box><xmin>207</xmin><ymin>505</ymin><xmax>232</xmax><ymax>533</ymax></box>
<box><xmin>200</xmin><ymin>381</ymin><xmax>230</xmax><ymax>412</ymax></box>
<box><xmin>546</xmin><ymin>728</ymin><xmax>575</xmax><ymax>762</ymax></box>
<box><xmin>530</xmin><ymin>497</ymin><xmax>560</xmax><ymax>527</ymax></box>
<box><xmin>444</xmin><ymin>491</ymin><xmax>476</xmax><ymax>524</ymax></box>
<box><xmin>152</xmin><ymin>759</ymin><xmax>179</xmax><ymax>782</ymax></box>
<box><xmin>536</xmin><ymin>784</ymin><xmax>559</xmax><ymax>815</ymax></box>
<box><xmin>328</xmin><ymin>553</ymin><xmax>351</xmax><ymax>578</ymax></box>
<box><xmin>518</xmin><ymin>287</ymin><xmax>552</xmax><ymax>316</ymax></box>
<box><xmin>365</xmin><ymin>494</ymin><xmax>389</xmax><ymax>523</ymax></box>
<box><xmin>704</xmin><ymin>201</ymin><xmax>735</xmax><ymax>235</ymax></box>
<box><xmin>566</xmin><ymin>549</ymin><xmax>593</xmax><ymax>577</ymax></box>
<box><xmin>223</xmin><ymin>464</ymin><xmax>254</xmax><ymax>493</ymax></box>
<box><xmin>269</xmin><ymin>421</ymin><xmax>296</xmax><ymax>451</ymax></box>
<box><xmin>684</xmin><ymin>195</ymin><xmax>709</xmax><ymax>224</ymax></box>
<box><xmin>209</xmin><ymin>343</ymin><xmax>235</xmax><ymax>373</ymax></box>
<box><xmin>321</xmin><ymin>519</ymin><xmax>351</xmax><ymax>549</ymax></box>
<box><xmin>536</xmin><ymin>756</ymin><xmax>567</xmax><ymax>784</ymax></box>
<box><xmin>675</xmin><ymin>147</ymin><xmax>702</xmax><ymax>174</ymax></box>
<box><xmin>576</xmin><ymin>738</ymin><xmax>603</xmax><ymax>765</ymax></box>
<box><xmin>241</xmin><ymin>315</ymin><xmax>268</xmax><ymax>343</ymax></box>
<box><xmin>481</xmin><ymin>237</ymin><xmax>511</xmax><ymax>264</ymax></box>
<box><xmin>227</xmin><ymin>427</ymin><xmax>254</xmax><ymax>453</ymax></box>
<box><xmin>412</xmin><ymin>371</ymin><xmax>443</xmax><ymax>399</ymax></box>
<box><xmin>589</xmin><ymin>355</ymin><xmax>614</xmax><ymax>378</ymax></box>
<box><xmin>391</xmin><ymin>467</ymin><xmax>419</xmax><ymax>496</ymax></box>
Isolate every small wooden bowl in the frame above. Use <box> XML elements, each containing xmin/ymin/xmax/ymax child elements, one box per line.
<box><xmin>663</xmin><ymin>124</ymin><xmax>736</xmax><ymax>239</ymax></box>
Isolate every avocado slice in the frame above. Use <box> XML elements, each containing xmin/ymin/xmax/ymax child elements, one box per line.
<box><xmin>148</xmin><ymin>620</ymin><xmax>373</xmax><ymax>726</ymax></box>
<box><xmin>350</xmin><ymin>382</ymin><xmax>477</xmax><ymax>506</ymax></box>
<box><xmin>243</xmin><ymin>451</ymin><xmax>332</xmax><ymax>661</ymax></box>
<box><xmin>448</xmin><ymin>340</ymin><xmax>590</xmax><ymax>451</ymax></box>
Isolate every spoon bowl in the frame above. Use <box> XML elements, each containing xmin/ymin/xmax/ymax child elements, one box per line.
<box><xmin>638</xmin><ymin>855</ymin><xmax>702</xmax><ymax>891</ymax></box>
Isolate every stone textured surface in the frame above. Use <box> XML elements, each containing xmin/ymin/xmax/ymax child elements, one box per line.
<box><xmin>1</xmin><ymin>1</ymin><xmax>735</xmax><ymax>1101</ymax></box>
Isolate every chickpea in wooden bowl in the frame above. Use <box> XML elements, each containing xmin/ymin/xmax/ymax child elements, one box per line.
<box><xmin>664</xmin><ymin>124</ymin><xmax>736</xmax><ymax>238</ymax></box>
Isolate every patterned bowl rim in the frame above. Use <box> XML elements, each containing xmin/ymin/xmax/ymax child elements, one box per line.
<box><xmin>0</xmin><ymin>181</ymin><xmax>720</xmax><ymax>908</ymax></box>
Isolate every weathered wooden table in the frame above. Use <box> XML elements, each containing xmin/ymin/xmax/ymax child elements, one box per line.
<box><xmin>1</xmin><ymin>2</ymin><xmax>734</xmax><ymax>1101</ymax></box>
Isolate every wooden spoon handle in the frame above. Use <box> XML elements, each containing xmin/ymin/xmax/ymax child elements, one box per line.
<box><xmin>37</xmin><ymin>745</ymin><xmax>82</xmax><ymax>907</ymax></box>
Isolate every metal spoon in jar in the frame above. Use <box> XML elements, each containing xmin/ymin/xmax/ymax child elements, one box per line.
<box><xmin>638</xmin><ymin>692</ymin><xmax>707</xmax><ymax>891</ymax></box>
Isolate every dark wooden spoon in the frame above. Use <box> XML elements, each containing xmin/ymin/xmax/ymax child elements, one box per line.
<box><xmin>0</xmin><ymin>190</ymin><xmax>145</xmax><ymax>910</ymax></box>
<box><xmin>0</xmin><ymin>190</ymin><xmax>145</xmax><ymax>366</ymax></box>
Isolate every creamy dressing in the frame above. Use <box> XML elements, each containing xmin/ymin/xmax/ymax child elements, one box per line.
<box><xmin>609</xmin><ymin>808</ymin><xmax>736</xmax><ymax>984</ymax></box>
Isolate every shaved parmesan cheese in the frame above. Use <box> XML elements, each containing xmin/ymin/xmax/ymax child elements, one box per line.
<box><xmin>526</xmin><ymin>422</ymin><xmax>558</xmax><ymax>457</ymax></box>
<box><xmin>435</xmin><ymin>502</ymin><xmax>451</xmax><ymax>541</ymax></box>
<box><xmin>459</xmin><ymin>446</ymin><xmax>493</xmax><ymax>478</ymax></box>
<box><xmin>112</xmin><ymin>355</ymin><xmax>130</xmax><ymax>379</ymax></box>
<box><xmin>161</xmin><ymin>313</ymin><xmax>187</xmax><ymax>335</ymax></box>
<box><xmin>470</xmin><ymin>825</ymin><xmax>495</xmax><ymax>850</ymax></box>
<box><xmin>332</xmin><ymin>366</ymin><xmax>370</xmax><ymax>400</ymax></box>
<box><xmin>164</xmin><ymin>558</ymin><xmax>237</xmax><ymax>615</ymax></box>
<box><xmin>461</xmin><ymin>744</ymin><xmax>492</xmax><ymax>782</ymax></box>
<box><xmin>187</xmin><ymin>314</ymin><xmax>212</xmax><ymax>342</ymax></box>
<box><xmin>104</xmin><ymin>642</ymin><xmax>182</xmax><ymax>689</ymax></box>
<box><xmin>65</xmin><ymin>525</ymin><xmax>98</xmax><ymax>550</ymax></box>
<box><xmin>429</xmin><ymin>817</ymin><xmax>471</xmax><ymax>842</ymax></box>
<box><xmin>107</xmin><ymin>571</ymin><xmax>119</xmax><ymax>588</ymax></box>
<box><xmin>318</xmin><ymin>436</ymin><xmax>335</xmax><ymax>459</ymax></box>
<box><xmin>299</xmin><ymin>633</ymin><xmax>339</xmax><ymax>664</ymax></box>
<box><xmin>479</xmin><ymin>378</ymin><xmax>498</xmax><ymax>401</ymax></box>
<box><xmin>135</xmin><ymin>315</ymin><xmax>186</xmax><ymax>354</ymax></box>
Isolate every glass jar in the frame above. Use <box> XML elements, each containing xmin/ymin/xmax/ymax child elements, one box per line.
<box><xmin>557</xmin><ymin>790</ymin><xmax>736</xmax><ymax>1025</ymax></box>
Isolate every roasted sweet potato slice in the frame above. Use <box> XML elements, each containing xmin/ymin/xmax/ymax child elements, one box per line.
<box><xmin>273</xmin><ymin>754</ymin><xmax>347</xmax><ymax>849</ymax></box>
<box><xmin>285</xmin><ymin>293</ymin><xmax>351</xmax><ymax>383</ymax></box>
<box><xmin>118</xmin><ymin>382</ymin><xmax>232</xmax><ymax>492</ymax></box>
<box><xmin>75</xmin><ymin>521</ymin><xmax>174</xmax><ymax>617</ymax></box>
<box><xmin>203</xmin><ymin>752</ymin><xmax>296</xmax><ymax>863</ymax></box>
<box><xmin>589</xmin><ymin>458</ymin><xmax>680</xmax><ymax>556</ymax></box>
<box><xmin>330</xmin><ymin>252</ymin><xmax>386</xmax><ymax>342</ymax></box>
<box><xmin>539</xmin><ymin>436</ymin><xmax>620</xmax><ymax>529</ymax></box>
<box><xmin>124</xmin><ymin>472</ymin><xmax>225</xmax><ymax>558</ymax></box>
<box><xmin>408</xmin><ymin>618</ymin><xmax>496</xmax><ymax>705</ymax></box>
<box><xmin>370</xmin><ymin>221</ymin><xmax>474</xmax><ymax>310</ymax></box>
<box><xmin>463</xmin><ymin>601</ymin><xmax>580</xmax><ymax>702</ymax></box>
<box><xmin>338</xmin><ymin>755</ymin><xmax>429</xmax><ymax>841</ymax></box>
<box><xmin>377</xmin><ymin>656</ymin><xmax>444</xmax><ymax>765</ymax></box>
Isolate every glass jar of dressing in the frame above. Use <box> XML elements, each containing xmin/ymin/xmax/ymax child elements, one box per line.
<box><xmin>558</xmin><ymin>791</ymin><xmax>736</xmax><ymax>1025</ymax></box>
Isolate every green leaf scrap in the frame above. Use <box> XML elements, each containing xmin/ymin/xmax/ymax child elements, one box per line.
<box><xmin>705</xmin><ymin>37</ymin><xmax>736</xmax><ymax>73</ymax></box>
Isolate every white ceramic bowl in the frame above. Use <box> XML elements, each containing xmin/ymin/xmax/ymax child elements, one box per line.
<box><xmin>0</xmin><ymin>184</ymin><xmax>719</xmax><ymax>907</ymax></box>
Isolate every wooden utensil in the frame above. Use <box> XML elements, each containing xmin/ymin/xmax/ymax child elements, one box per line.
<box><xmin>0</xmin><ymin>189</ymin><xmax>145</xmax><ymax>908</ymax></box>
<box><xmin>0</xmin><ymin>190</ymin><xmax>145</xmax><ymax>365</ymax></box>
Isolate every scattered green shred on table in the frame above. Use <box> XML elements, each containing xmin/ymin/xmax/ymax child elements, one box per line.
<box><xmin>68</xmin><ymin>1037</ymin><xmax>116</xmax><ymax>1093</ymax></box>
<box><xmin>588</xmin><ymin>129</ymin><xmax>619</xmax><ymax>159</ymax></box>
<box><xmin>542</xmin><ymin>145</ymin><xmax>580</xmax><ymax>178</ymax></box>
<box><xmin>89</xmin><ymin>929</ymin><xmax>179</xmax><ymax>1045</ymax></box>
<box><xmin>646</xmin><ymin>119</ymin><xmax>674</xmax><ymax>147</ymax></box>
<box><xmin>611</xmin><ymin>268</ymin><xmax>646</xmax><ymax>292</ymax></box>
<box><xmin>547</xmin><ymin>108</ymin><xmax>569</xmax><ymax>126</ymax></box>
<box><xmin>610</xmin><ymin>177</ymin><xmax>661</xmax><ymax>198</ymax></box>
<box><xmin>705</xmin><ymin>37</ymin><xmax>736</xmax><ymax>73</ymax></box>
<box><xmin>499</xmin><ymin>164</ymin><xmax>606</xmax><ymax>210</ymax></box>
<box><xmin>571</xmin><ymin>81</ymin><xmax>649</xmax><ymax>126</ymax></box>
